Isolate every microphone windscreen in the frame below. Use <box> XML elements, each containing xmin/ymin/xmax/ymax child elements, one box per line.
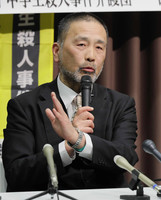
<box><xmin>43</xmin><ymin>144</ymin><xmax>54</xmax><ymax>158</ymax></box>
<box><xmin>142</xmin><ymin>139</ymin><xmax>156</xmax><ymax>154</ymax></box>
<box><xmin>81</xmin><ymin>75</ymin><xmax>92</xmax><ymax>88</ymax></box>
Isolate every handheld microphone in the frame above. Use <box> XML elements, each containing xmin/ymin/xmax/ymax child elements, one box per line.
<box><xmin>43</xmin><ymin>144</ymin><xmax>58</xmax><ymax>189</ymax></box>
<box><xmin>142</xmin><ymin>139</ymin><xmax>161</xmax><ymax>163</ymax></box>
<box><xmin>114</xmin><ymin>155</ymin><xmax>161</xmax><ymax>194</ymax></box>
<box><xmin>81</xmin><ymin>75</ymin><xmax>92</xmax><ymax>106</ymax></box>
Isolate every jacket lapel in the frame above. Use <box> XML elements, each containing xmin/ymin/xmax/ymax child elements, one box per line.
<box><xmin>91</xmin><ymin>84</ymin><xmax>112</xmax><ymax>139</ymax></box>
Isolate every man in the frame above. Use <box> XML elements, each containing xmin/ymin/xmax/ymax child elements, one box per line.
<box><xmin>2</xmin><ymin>12</ymin><xmax>138</xmax><ymax>192</ymax></box>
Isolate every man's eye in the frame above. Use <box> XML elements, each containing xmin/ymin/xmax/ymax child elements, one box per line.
<box><xmin>97</xmin><ymin>46</ymin><xmax>103</xmax><ymax>50</ymax></box>
<box><xmin>77</xmin><ymin>43</ymin><xmax>85</xmax><ymax>46</ymax></box>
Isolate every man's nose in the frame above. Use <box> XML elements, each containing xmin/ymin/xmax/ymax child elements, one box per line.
<box><xmin>85</xmin><ymin>47</ymin><xmax>95</xmax><ymax>62</ymax></box>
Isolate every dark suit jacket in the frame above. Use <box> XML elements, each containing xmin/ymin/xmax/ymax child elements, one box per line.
<box><xmin>2</xmin><ymin>79</ymin><xmax>138</xmax><ymax>192</ymax></box>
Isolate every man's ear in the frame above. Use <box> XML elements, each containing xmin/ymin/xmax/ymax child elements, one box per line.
<box><xmin>52</xmin><ymin>42</ymin><xmax>60</xmax><ymax>63</ymax></box>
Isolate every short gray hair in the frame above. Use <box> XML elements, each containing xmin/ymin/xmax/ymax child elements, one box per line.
<box><xmin>57</xmin><ymin>12</ymin><xmax>108</xmax><ymax>45</ymax></box>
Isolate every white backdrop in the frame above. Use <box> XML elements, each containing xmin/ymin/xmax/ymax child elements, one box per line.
<box><xmin>0</xmin><ymin>0</ymin><xmax>161</xmax><ymax>14</ymax></box>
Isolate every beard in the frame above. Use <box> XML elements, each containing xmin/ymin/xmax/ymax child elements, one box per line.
<box><xmin>58</xmin><ymin>59</ymin><xmax>103</xmax><ymax>84</ymax></box>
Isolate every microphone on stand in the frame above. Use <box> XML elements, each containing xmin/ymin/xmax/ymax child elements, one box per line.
<box><xmin>114</xmin><ymin>155</ymin><xmax>161</xmax><ymax>195</ymax></box>
<box><xmin>26</xmin><ymin>145</ymin><xmax>78</xmax><ymax>200</ymax></box>
<box><xmin>43</xmin><ymin>144</ymin><xmax>58</xmax><ymax>190</ymax></box>
<box><xmin>142</xmin><ymin>139</ymin><xmax>161</xmax><ymax>163</ymax></box>
<box><xmin>81</xmin><ymin>75</ymin><xmax>92</xmax><ymax>106</ymax></box>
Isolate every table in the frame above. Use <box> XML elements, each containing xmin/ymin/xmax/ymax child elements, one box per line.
<box><xmin>0</xmin><ymin>187</ymin><xmax>161</xmax><ymax>200</ymax></box>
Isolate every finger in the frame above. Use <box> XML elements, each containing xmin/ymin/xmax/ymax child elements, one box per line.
<box><xmin>81</xmin><ymin>127</ymin><xmax>94</xmax><ymax>134</ymax></box>
<box><xmin>52</xmin><ymin>107</ymin><xmax>65</xmax><ymax>121</ymax></box>
<box><xmin>75</xmin><ymin>111</ymin><xmax>94</xmax><ymax>121</ymax></box>
<box><xmin>45</xmin><ymin>108</ymin><xmax>55</xmax><ymax>123</ymax></box>
<box><xmin>76</xmin><ymin>119</ymin><xmax>94</xmax><ymax>127</ymax></box>
<box><xmin>73</xmin><ymin>118</ymin><xmax>94</xmax><ymax>132</ymax></box>
<box><xmin>51</xmin><ymin>92</ymin><xmax>65</xmax><ymax>114</ymax></box>
<box><xmin>86</xmin><ymin>112</ymin><xmax>94</xmax><ymax>121</ymax></box>
<box><xmin>77</xmin><ymin>120</ymin><xmax>95</xmax><ymax>129</ymax></box>
<box><xmin>84</xmin><ymin>120</ymin><xmax>95</xmax><ymax>129</ymax></box>
<box><xmin>77</xmin><ymin>106</ymin><xmax>94</xmax><ymax>114</ymax></box>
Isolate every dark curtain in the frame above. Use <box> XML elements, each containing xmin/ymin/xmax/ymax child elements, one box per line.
<box><xmin>54</xmin><ymin>12</ymin><xmax>161</xmax><ymax>182</ymax></box>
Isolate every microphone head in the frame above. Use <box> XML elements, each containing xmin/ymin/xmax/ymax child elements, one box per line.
<box><xmin>81</xmin><ymin>75</ymin><xmax>92</xmax><ymax>89</ymax></box>
<box><xmin>43</xmin><ymin>144</ymin><xmax>54</xmax><ymax>157</ymax></box>
<box><xmin>114</xmin><ymin>155</ymin><xmax>128</xmax><ymax>170</ymax></box>
<box><xmin>114</xmin><ymin>155</ymin><xmax>134</xmax><ymax>173</ymax></box>
<box><xmin>142</xmin><ymin>139</ymin><xmax>156</xmax><ymax>154</ymax></box>
<box><xmin>114</xmin><ymin>155</ymin><xmax>122</xmax><ymax>164</ymax></box>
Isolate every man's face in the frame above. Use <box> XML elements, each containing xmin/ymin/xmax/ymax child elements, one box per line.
<box><xmin>54</xmin><ymin>20</ymin><xmax>107</xmax><ymax>87</ymax></box>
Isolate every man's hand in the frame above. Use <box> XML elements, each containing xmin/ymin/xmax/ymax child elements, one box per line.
<box><xmin>45</xmin><ymin>92</ymin><xmax>94</xmax><ymax>156</ymax></box>
<box><xmin>45</xmin><ymin>92</ymin><xmax>78</xmax><ymax>144</ymax></box>
<box><xmin>72</xmin><ymin>106</ymin><xmax>94</xmax><ymax>134</ymax></box>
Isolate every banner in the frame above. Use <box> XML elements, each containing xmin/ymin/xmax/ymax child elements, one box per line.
<box><xmin>0</xmin><ymin>13</ymin><xmax>54</xmax><ymax>138</ymax></box>
<box><xmin>0</xmin><ymin>0</ymin><xmax>161</xmax><ymax>14</ymax></box>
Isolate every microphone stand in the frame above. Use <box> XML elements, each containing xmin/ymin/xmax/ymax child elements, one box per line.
<box><xmin>120</xmin><ymin>169</ymin><xmax>150</xmax><ymax>200</ymax></box>
<box><xmin>153</xmin><ymin>179</ymin><xmax>161</xmax><ymax>197</ymax></box>
<box><xmin>25</xmin><ymin>180</ymin><xmax>78</xmax><ymax>200</ymax></box>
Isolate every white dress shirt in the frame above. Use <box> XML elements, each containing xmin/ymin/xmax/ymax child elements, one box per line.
<box><xmin>57</xmin><ymin>75</ymin><xmax>93</xmax><ymax>167</ymax></box>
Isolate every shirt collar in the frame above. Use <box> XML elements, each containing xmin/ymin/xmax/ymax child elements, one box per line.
<box><xmin>57</xmin><ymin>74</ymin><xmax>78</xmax><ymax>109</ymax></box>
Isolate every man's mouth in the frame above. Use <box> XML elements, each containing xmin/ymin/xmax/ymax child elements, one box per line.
<box><xmin>81</xmin><ymin>67</ymin><xmax>95</xmax><ymax>73</ymax></box>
